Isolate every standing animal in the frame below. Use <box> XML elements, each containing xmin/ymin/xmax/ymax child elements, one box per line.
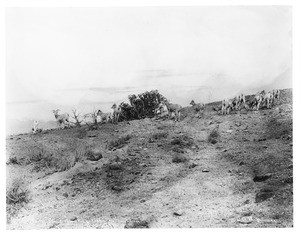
<box><xmin>96</xmin><ymin>110</ymin><xmax>112</xmax><ymax>123</ymax></box>
<box><xmin>262</xmin><ymin>91</ymin><xmax>274</xmax><ymax>109</ymax></box>
<box><xmin>190</xmin><ymin>100</ymin><xmax>205</xmax><ymax>113</ymax></box>
<box><xmin>163</xmin><ymin>101</ymin><xmax>182</xmax><ymax>121</ymax></box>
<box><xmin>52</xmin><ymin>109</ymin><xmax>70</xmax><ymax>129</ymax></box>
<box><xmin>272</xmin><ymin>89</ymin><xmax>280</xmax><ymax>105</ymax></box>
<box><xmin>251</xmin><ymin>90</ymin><xmax>266</xmax><ymax>110</ymax></box>
<box><xmin>221</xmin><ymin>99</ymin><xmax>234</xmax><ymax>115</ymax></box>
<box><xmin>111</xmin><ymin>104</ymin><xmax>121</xmax><ymax>123</ymax></box>
<box><xmin>235</xmin><ymin>94</ymin><xmax>246</xmax><ymax>110</ymax></box>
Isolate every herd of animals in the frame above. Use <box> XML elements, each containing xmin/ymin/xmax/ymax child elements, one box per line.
<box><xmin>31</xmin><ymin>89</ymin><xmax>281</xmax><ymax>134</ymax></box>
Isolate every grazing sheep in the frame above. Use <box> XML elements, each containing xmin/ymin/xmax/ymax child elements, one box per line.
<box><xmin>111</xmin><ymin>104</ymin><xmax>121</xmax><ymax>123</ymax></box>
<box><xmin>163</xmin><ymin>101</ymin><xmax>182</xmax><ymax>121</ymax></box>
<box><xmin>251</xmin><ymin>90</ymin><xmax>266</xmax><ymax>110</ymax></box>
<box><xmin>221</xmin><ymin>99</ymin><xmax>234</xmax><ymax>115</ymax></box>
<box><xmin>190</xmin><ymin>100</ymin><xmax>205</xmax><ymax>113</ymax></box>
<box><xmin>52</xmin><ymin>109</ymin><xmax>70</xmax><ymax>129</ymax></box>
<box><xmin>97</xmin><ymin>110</ymin><xmax>112</xmax><ymax>123</ymax></box>
<box><xmin>262</xmin><ymin>91</ymin><xmax>274</xmax><ymax>109</ymax></box>
<box><xmin>235</xmin><ymin>94</ymin><xmax>246</xmax><ymax>110</ymax></box>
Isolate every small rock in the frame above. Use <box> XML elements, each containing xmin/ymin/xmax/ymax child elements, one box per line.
<box><xmin>208</xmin><ymin>121</ymin><xmax>214</xmax><ymax>125</ymax></box>
<box><xmin>239</xmin><ymin>161</ymin><xmax>245</xmax><ymax>166</ymax></box>
<box><xmin>109</xmin><ymin>162</ymin><xmax>122</xmax><ymax>170</ymax></box>
<box><xmin>62</xmin><ymin>192</ymin><xmax>69</xmax><ymax>198</ymax></box>
<box><xmin>157</xmin><ymin>144</ymin><xmax>163</xmax><ymax>147</ymax></box>
<box><xmin>289</xmin><ymin>143</ymin><xmax>293</xmax><ymax>146</ymax></box>
<box><xmin>124</xmin><ymin>218</ymin><xmax>150</xmax><ymax>228</ymax></box>
<box><xmin>258</xmin><ymin>137</ymin><xmax>267</xmax><ymax>142</ymax></box>
<box><xmin>49</xmin><ymin>222</ymin><xmax>60</xmax><ymax>229</ymax></box>
<box><xmin>71</xmin><ymin>193</ymin><xmax>76</xmax><ymax>197</ymax></box>
<box><xmin>243</xmin><ymin>199</ymin><xmax>250</xmax><ymax>204</ymax></box>
<box><xmin>262</xmin><ymin>145</ymin><xmax>268</xmax><ymax>149</ymax></box>
<box><xmin>80</xmin><ymin>209</ymin><xmax>86</xmax><ymax>214</ymax></box>
<box><xmin>202</xmin><ymin>169</ymin><xmax>209</xmax><ymax>172</ymax></box>
<box><xmin>88</xmin><ymin>134</ymin><xmax>97</xmax><ymax>137</ymax></box>
<box><xmin>173</xmin><ymin>210</ymin><xmax>184</xmax><ymax>216</ymax></box>
<box><xmin>210</xmin><ymin>139</ymin><xmax>217</xmax><ymax>144</ymax></box>
<box><xmin>255</xmin><ymin>189</ymin><xmax>274</xmax><ymax>203</ymax></box>
<box><xmin>235</xmin><ymin>122</ymin><xmax>241</xmax><ymax>127</ymax></box>
<box><xmin>288</xmin><ymin>164</ymin><xmax>293</xmax><ymax>169</ymax></box>
<box><xmin>223</xmin><ymin>149</ymin><xmax>227</xmax><ymax>152</ymax></box>
<box><xmin>149</xmin><ymin>138</ymin><xmax>155</xmax><ymax>143</ymax></box>
<box><xmin>87</xmin><ymin>149</ymin><xmax>103</xmax><ymax>161</ymax></box>
<box><xmin>70</xmin><ymin>216</ymin><xmax>77</xmax><ymax>221</ymax></box>
<box><xmin>112</xmin><ymin>186</ymin><xmax>122</xmax><ymax>191</ymax></box>
<box><xmin>238</xmin><ymin>216</ymin><xmax>253</xmax><ymax>224</ymax></box>
<box><xmin>140</xmin><ymin>199</ymin><xmax>146</xmax><ymax>203</ymax></box>
<box><xmin>55</xmin><ymin>187</ymin><xmax>60</xmax><ymax>191</ymax></box>
<box><xmin>253</xmin><ymin>173</ymin><xmax>272</xmax><ymax>182</ymax></box>
<box><xmin>284</xmin><ymin>176</ymin><xmax>293</xmax><ymax>184</ymax></box>
<box><xmin>189</xmin><ymin>163</ymin><xmax>198</xmax><ymax>169</ymax></box>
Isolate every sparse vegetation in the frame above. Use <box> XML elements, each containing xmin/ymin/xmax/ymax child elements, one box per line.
<box><xmin>151</xmin><ymin>131</ymin><xmax>168</xmax><ymax>140</ymax></box>
<box><xmin>7</xmin><ymin>156</ymin><xmax>21</xmax><ymax>165</ymax></box>
<box><xmin>172</xmin><ymin>155</ymin><xmax>188</xmax><ymax>163</ymax></box>
<box><xmin>6</xmin><ymin>178</ymin><xmax>30</xmax><ymax>223</ymax></box>
<box><xmin>107</xmin><ymin>134</ymin><xmax>132</xmax><ymax>150</ymax></box>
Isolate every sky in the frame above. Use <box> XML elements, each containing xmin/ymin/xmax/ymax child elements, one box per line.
<box><xmin>6</xmin><ymin>6</ymin><xmax>292</xmax><ymax>121</ymax></box>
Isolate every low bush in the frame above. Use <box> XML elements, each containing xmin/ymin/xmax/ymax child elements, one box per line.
<box><xmin>208</xmin><ymin>129</ymin><xmax>219</xmax><ymax>144</ymax></box>
<box><xmin>107</xmin><ymin>135</ymin><xmax>132</xmax><ymax>150</ymax></box>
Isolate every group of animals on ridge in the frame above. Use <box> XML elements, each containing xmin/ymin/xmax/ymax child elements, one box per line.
<box><xmin>31</xmin><ymin>89</ymin><xmax>281</xmax><ymax>134</ymax></box>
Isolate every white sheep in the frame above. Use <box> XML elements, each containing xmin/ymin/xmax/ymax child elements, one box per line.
<box><xmin>190</xmin><ymin>100</ymin><xmax>205</xmax><ymax>113</ymax></box>
<box><xmin>221</xmin><ymin>99</ymin><xmax>234</xmax><ymax>115</ymax></box>
<box><xmin>163</xmin><ymin>101</ymin><xmax>182</xmax><ymax>121</ymax></box>
<box><xmin>52</xmin><ymin>109</ymin><xmax>70</xmax><ymax>129</ymax></box>
<box><xmin>111</xmin><ymin>104</ymin><xmax>121</xmax><ymax>123</ymax></box>
<box><xmin>97</xmin><ymin>110</ymin><xmax>112</xmax><ymax>123</ymax></box>
<box><xmin>272</xmin><ymin>89</ymin><xmax>280</xmax><ymax>105</ymax></box>
<box><xmin>251</xmin><ymin>90</ymin><xmax>266</xmax><ymax>110</ymax></box>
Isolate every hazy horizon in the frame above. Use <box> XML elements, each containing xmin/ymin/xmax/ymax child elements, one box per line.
<box><xmin>6</xmin><ymin>6</ymin><xmax>292</xmax><ymax>125</ymax></box>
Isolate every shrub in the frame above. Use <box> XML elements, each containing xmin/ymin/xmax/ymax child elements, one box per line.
<box><xmin>6</xmin><ymin>178</ymin><xmax>30</xmax><ymax>205</ymax></box>
<box><xmin>7</xmin><ymin>156</ymin><xmax>21</xmax><ymax>165</ymax></box>
<box><xmin>107</xmin><ymin>135</ymin><xmax>132</xmax><ymax>150</ymax></box>
<box><xmin>6</xmin><ymin>178</ymin><xmax>30</xmax><ymax>223</ymax></box>
<box><xmin>208</xmin><ymin>129</ymin><xmax>219</xmax><ymax>144</ymax></box>
<box><xmin>172</xmin><ymin>155</ymin><xmax>188</xmax><ymax>163</ymax></box>
<box><xmin>119</xmin><ymin>90</ymin><xmax>167</xmax><ymax>121</ymax></box>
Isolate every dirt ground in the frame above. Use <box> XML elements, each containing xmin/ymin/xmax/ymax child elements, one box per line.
<box><xmin>6</xmin><ymin>89</ymin><xmax>293</xmax><ymax>229</ymax></box>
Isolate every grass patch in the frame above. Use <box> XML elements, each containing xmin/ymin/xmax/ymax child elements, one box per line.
<box><xmin>107</xmin><ymin>135</ymin><xmax>132</xmax><ymax>150</ymax></box>
<box><xmin>6</xmin><ymin>156</ymin><xmax>21</xmax><ymax>165</ymax></box>
<box><xmin>6</xmin><ymin>178</ymin><xmax>30</xmax><ymax>223</ymax></box>
<box><xmin>151</xmin><ymin>131</ymin><xmax>168</xmax><ymax>140</ymax></box>
<box><xmin>25</xmin><ymin>139</ymin><xmax>90</xmax><ymax>172</ymax></box>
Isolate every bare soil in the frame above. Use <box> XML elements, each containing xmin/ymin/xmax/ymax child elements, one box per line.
<box><xmin>6</xmin><ymin>89</ymin><xmax>293</xmax><ymax>229</ymax></box>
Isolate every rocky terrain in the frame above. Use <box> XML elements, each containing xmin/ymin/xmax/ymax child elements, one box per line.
<box><xmin>6</xmin><ymin>89</ymin><xmax>293</xmax><ymax>229</ymax></box>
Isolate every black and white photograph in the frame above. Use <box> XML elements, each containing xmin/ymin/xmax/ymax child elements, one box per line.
<box><xmin>3</xmin><ymin>1</ymin><xmax>297</xmax><ymax>230</ymax></box>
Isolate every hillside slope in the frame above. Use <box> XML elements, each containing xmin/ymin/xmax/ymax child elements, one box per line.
<box><xmin>6</xmin><ymin>89</ymin><xmax>293</xmax><ymax>229</ymax></box>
